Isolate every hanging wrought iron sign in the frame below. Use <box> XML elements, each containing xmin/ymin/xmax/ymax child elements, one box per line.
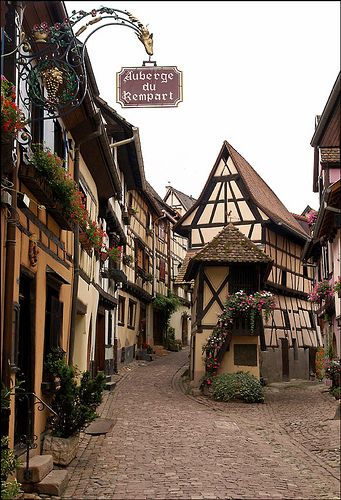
<box><xmin>9</xmin><ymin>6</ymin><xmax>154</xmax><ymax>123</ymax></box>
<box><xmin>116</xmin><ymin>65</ymin><xmax>183</xmax><ymax>108</ymax></box>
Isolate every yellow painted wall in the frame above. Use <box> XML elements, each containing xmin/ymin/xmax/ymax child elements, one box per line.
<box><xmin>218</xmin><ymin>336</ymin><xmax>260</xmax><ymax>379</ymax></box>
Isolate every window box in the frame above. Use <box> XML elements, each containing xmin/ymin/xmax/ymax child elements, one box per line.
<box><xmin>19</xmin><ymin>164</ymin><xmax>74</xmax><ymax>230</ymax></box>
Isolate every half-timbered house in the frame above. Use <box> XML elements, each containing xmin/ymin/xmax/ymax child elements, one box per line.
<box><xmin>97</xmin><ymin>98</ymin><xmax>190</xmax><ymax>365</ymax></box>
<box><xmin>174</xmin><ymin>141</ymin><xmax>320</xmax><ymax>384</ymax></box>
<box><xmin>302</xmin><ymin>72</ymin><xmax>340</xmax><ymax>358</ymax></box>
<box><xmin>184</xmin><ymin>223</ymin><xmax>273</xmax><ymax>381</ymax></box>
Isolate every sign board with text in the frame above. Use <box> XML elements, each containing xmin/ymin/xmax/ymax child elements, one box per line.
<box><xmin>116</xmin><ymin>66</ymin><xmax>183</xmax><ymax>108</ymax></box>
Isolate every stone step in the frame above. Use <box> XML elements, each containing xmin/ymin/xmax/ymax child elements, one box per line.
<box><xmin>35</xmin><ymin>469</ymin><xmax>69</xmax><ymax>496</ymax></box>
<box><xmin>17</xmin><ymin>454</ymin><xmax>53</xmax><ymax>484</ymax></box>
<box><xmin>105</xmin><ymin>380</ymin><xmax>117</xmax><ymax>391</ymax></box>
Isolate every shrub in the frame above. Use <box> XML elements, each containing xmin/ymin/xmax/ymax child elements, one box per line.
<box><xmin>1</xmin><ymin>436</ymin><xmax>22</xmax><ymax>500</ymax></box>
<box><xmin>211</xmin><ymin>372</ymin><xmax>265</xmax><ymax>403</ymax></box>
<box><xmin>45</xmin><ymin>352</ymin><xmax>106</xmax><ymax>438</ymax></box>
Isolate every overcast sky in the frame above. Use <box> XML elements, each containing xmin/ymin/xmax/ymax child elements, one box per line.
<box><xmin>65</xmin><ymin>1</ymin><xmax>340</xmax><ymax>214</ymax></box>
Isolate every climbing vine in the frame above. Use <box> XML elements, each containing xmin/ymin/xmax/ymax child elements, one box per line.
<box><xmin>202</xmin><ymin>290</ymin><xmax>275</xmax><ymax>386</ymax></box>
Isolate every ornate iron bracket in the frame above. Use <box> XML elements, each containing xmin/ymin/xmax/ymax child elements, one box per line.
<box><xmin>2</xmin><ymin>5</ymin><xmax>153</xmax><ymax>124</ymax></box>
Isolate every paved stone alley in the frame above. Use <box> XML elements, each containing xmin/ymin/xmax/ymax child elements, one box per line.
<box><xmin>62</xmin><ymin>349</ymin><xmax>340</xmax><ymax>500</ymax></box>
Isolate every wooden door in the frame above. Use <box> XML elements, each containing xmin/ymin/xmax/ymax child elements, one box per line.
<box><xmin>95</xmin><ymin>311</ymin><xmax>105</xmax><ymax>374</ymax></box>
<box><xmin>281</xmin><ymin>337</ymin><xmax>289</xmax><ymax>381</ymax></box>
<box><xmin>15</xmin><ymin>273</ymin><xmax>35</xmax><ymax>447</ymax></box>
<box><xmin>153</xmin><ymin>310</ymin><xmax>163</xmax><ymax>345</ymax></box>
<box><xmin>138</xmin><ymin>304</ymin><xmax>146</xmax><ymax>348</ymax></box>
<box><xmin>182</xmin><ymin>316</ymin><xmax>188</xmax><ymax>346</ymax></box>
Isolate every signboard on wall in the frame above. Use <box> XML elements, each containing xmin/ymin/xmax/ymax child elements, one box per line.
<box><xmin>116</xmin><ymin>66</ymin><xmax>183</xmax><ymax>108</ymax></box>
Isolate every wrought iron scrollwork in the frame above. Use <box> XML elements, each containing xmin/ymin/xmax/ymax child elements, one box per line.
<box><xmin>14</xmin><ymin>390</ymin><xmax>59</xmax><ymax>481</ymax></box>
<box><xmin>8</xmin><ymin>5</ymin><xmax>153</xmax><ymax>125</ymax></box>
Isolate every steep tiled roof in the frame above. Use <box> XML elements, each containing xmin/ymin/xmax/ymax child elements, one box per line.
<box><xmin>225</xmin><ymin>142</ymin><xmax>308</xmax><ymax>238</ymax></box>
<box><xmin>167</xmin><ymin>187</ymin><xmax>197</xmax><ymax>211</ymax></box>
<box><xmin>320</xmin><ymin>147</ymin><xmax>340</xmax><ymax>164</ymax></box>
<box><xmin>291</xmin><ymin>214</ymin><xmax>310</xmax><ymax>236</ymax></box>
<box><xmin>194</xmin><ymin>223</ymin><xmax>272</xmax><ymax>264</ymax></box>
<box><xmin>174</xmin><ymin>249</ymin><xmax>198</xmax><ymax>284</ymax></box>
<box><xmin>184</xmin><ymin>224</ymin><xmax>272</xmax><ymax>281</ymax></box>
<box><xmin>145</xmin><ymin>181</ymin><xmax>177</xmax><ymax>216</ymax></box>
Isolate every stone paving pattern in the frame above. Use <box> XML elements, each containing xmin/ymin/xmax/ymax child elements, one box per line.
<box><xmin>62</xmin><ymin>349</ymin><xmax>340</xmax><ymax>500</ymax></box>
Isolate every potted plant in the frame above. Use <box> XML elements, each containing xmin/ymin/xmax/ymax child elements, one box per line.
<box><xmin>42</xmin><ymin>352</ymin><xmax>106</xmax><ymax>465</ymax></box>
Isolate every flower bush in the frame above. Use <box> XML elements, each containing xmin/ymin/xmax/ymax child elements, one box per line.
<box><xmin>306</xmin><ymin>209</ymin><xmax>318</xmax><ymax>226</ymax></box>
<box><xmin>308</xmin><ymin>280</ymin><xmax>334</xmax><ymax>303</ymax></box>
<box><xmin>29</xmin><ymin>144</ymin><xmax>110</xmax><ymax>252</ymax></box>
<box><xmin>211</xmin><ymin>372</ymin><xmax>265</xmax><ymax>403</ymax></box>
<box><xmin>1</xmin><ymin>75</ymin><xmax>26</xmax><ymax>139</ymax></box>
<box><xmin>324</xmin><ymin>358</ymin><xmax>341</xmax><ymax>388</ymax></box>
<box><xmin>106</xmin><ymin>245</ymin><xmax>123</xmax><ymax>263</ymax></box>
<box><xmin>334</xmin><ymin>276</ymin><xmax>341</xmax><ymax>295</ymax></box>
<box><xmin>202</xmin><ymin>290</ymin><xmax>275</xmax><ymax>385</ymax></box>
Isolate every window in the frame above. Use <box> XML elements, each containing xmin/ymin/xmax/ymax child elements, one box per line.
<box><xmin>79</xmin><ymin>181</ymin><xmax>87</xmax><ymax>210</ymax></box>
<box><xmin>31</xmin><ymin>103</ymin><xmax>44</xmax><ymax>144</ymax></box>
<box><xmin>303</xmin><ymin>266</ymin><xmax>308</xmax><ymax>278</ymax></box>
<box><xmin>321</xmin><ymin>246</ymin><xmax>329</xmax><ymax>279</ymax></box>
<box><xmin>283</xmin><ymin>310</ymin><xmax>290</xmax><ymax>330</ymax></box>
<box><xmin>146</xmin><ymin>213</ymin><xmax>151</xmax><ymax>232</ymax></box>
<box><xmin>234</xmin><ymin>344</ymin><xmax>257</xmax><ymax>366</ymax></box>
<box><xmin>308</xmin><ymin>311</ymin><xmax>315</xmax><ymax>329</ymax></box>
<box><xmin>159</xmin><ymin>258</ymin><xmax>166</xmax><ymax>282</ymax></box>
<box><xmin>136</xmin><ymin>244</ymin><xmax>144</xmax><ymax>269</ymax></box>
<box><xmin>135</xmin><ymin>240</ymin><xmax>149</xmax><ymax>273</ymax></box>
<box><xmin>107</xmin><ymin>311</ymin><xmax>113</xmax><ymax>346</ymax></box>
<box><xmin>292</xmin><ymin>338</ymin><xmax>298</xmax><ymax>360</ymax></box>
<box><xmin>118</xmin><ymin>296</ymin><xmax>125</xmax><ymax>325</ymax></box>
<box><xmin>128</xmin><ymin>299</ymin><xmax>137</xmax><ymax>328</ymax></box>
<box><xmin>44</xmin><ymin>286</ymin><xmax>63</xmax><ymax>359</ymax></box>
<box><xmin>158</xmin><ymin>220</ymin><xmax>165</xmax><ymax>240</ymax></box>
<box><xmin>281</xmin><ymin>270</ymin><xmax>287</xmax><ymax>287</ymax></box>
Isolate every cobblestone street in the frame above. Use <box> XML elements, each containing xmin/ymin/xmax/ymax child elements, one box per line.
<box><xmin>62</xmin><ymin>349</ymin><xmax>340</xmax><ymax>500</ymax></box>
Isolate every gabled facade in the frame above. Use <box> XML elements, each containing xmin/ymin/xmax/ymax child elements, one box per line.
<box><xmin>303</xmin><ymin>72</ymin><xmax>340</xmax><ymax>357</ymax></box>
<box><xmin>184</xmin><ymin>223</ymin><xmax>273</xmax><ymax>382</ymax></box>
<box><xmin>175</xmin><ymin>141</ymin><xmax>320</xmax><ymax>384</ymax></box>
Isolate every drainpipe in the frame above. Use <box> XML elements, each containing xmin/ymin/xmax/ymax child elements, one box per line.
<box><xmin>2</xmin><ymin>2</ymin><xmax>19</xmax><ymax>390</ymax></box>
<box><xmin>68</xmin><ymin>115</ymin><xmax>103</xmax><ymax>365</ymax></box>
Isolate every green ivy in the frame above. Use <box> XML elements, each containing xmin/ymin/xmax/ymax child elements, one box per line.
<box><xmin>152</xmin><ymin>292</ymin><xmax>180</xmax><ymax>340</ymax></box>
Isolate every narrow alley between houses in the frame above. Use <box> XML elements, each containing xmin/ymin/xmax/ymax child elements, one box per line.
<box><xmin>61</xmin><ymin>349</ymin><xmax>340</xmax><ymax>500</ymax></box>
